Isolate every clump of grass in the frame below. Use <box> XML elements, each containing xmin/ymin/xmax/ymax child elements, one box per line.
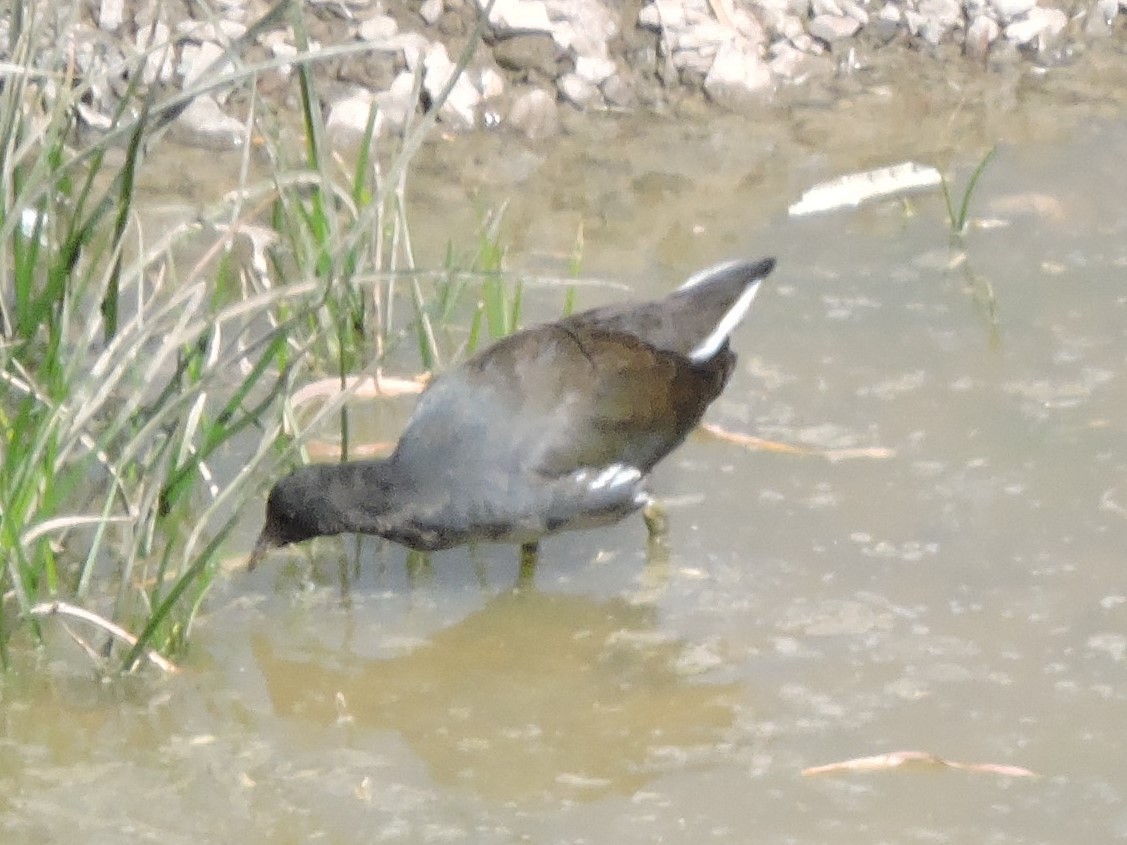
<box><xmin>941</xmin><ymin>146</ymin><xmax>997</xmax><ymax>237</ymax></box>
<box><xmin>0</xmin><ymin>0</ymin><xmax>521</xmax><ymax>672</ymax></box>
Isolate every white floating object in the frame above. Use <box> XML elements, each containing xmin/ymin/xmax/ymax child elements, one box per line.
<box><xmin>789</xmin><ymin>162</ymin><xmax>942</xmax><ymax>217</ymax></box>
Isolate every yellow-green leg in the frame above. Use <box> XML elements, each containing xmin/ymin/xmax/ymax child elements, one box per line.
<box><xmin>642</xmin><ymin>499</ymin><xmax>669</xmax><ymax>547</ymax></box>
<box><xmin>518</xmin><ymin>541</ymin><xmax>539</xmax><ymax>588</ymax></box>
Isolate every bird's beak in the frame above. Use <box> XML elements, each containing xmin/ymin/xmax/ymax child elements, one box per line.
<box><xmin>246</xmin><ymin>529</ymin><xmax>278</xmax><ymax>572</ymax></box>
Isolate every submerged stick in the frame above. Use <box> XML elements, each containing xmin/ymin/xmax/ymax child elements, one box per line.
<box><xmin>27</xmin><ymin>601</ymin><xmax>179</xmax><ymax>674</ymax></box>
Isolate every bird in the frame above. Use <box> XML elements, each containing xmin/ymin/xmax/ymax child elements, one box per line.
<box><xmin>248</xmin><ymin>257</ymin><xmax>775</xmax><ymax>572</ymax></box>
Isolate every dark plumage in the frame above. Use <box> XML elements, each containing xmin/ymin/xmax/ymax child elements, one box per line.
<box><xmin>249</xmin><ymin>257</ymin><xmax>775</xmax><ymax>568</ymax></box>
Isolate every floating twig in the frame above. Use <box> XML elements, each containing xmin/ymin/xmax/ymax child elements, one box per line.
<box><xmin>701</xmin><ymin>423</ymin><xmax>895</xmax><ymax>462</ymax></box>
<box><xmin>802</xmin><ymin>750</ymin><xmax>1036</xmax><ymax>779</ymax></box>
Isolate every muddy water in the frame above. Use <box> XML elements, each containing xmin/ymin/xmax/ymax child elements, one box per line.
<box><xmin>5</xmin><ymin>43</ymin><xmax>1127</xmax><ymax>843</ymax></box>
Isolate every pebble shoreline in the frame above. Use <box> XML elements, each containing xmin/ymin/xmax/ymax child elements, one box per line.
<box><xmin>6</xmin><ymin>0</ymin><xmax>1125</xmax><ymax>149</ymax></box>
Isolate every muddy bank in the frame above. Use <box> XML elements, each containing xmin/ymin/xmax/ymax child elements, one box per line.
<box><xmin>6</xmin><ymin>0</ymin><xmax>1124</xmax><ymax>149</ymax></box>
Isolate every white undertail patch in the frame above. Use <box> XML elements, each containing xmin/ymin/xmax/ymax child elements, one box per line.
<box><xmin>685</xmin><ymin>265</ymin><xmax>766</xmax><ymax>362</ymax></box>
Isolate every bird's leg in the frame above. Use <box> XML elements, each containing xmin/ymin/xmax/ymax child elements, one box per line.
<box><xmin>636</xmin><ymin>499</ymin><xmax>671</xmax><ymax>597</ymax></box>
<box><xmin>642</xmin><ymin>499</ymin><xmax>669</xmax><ymax>546</ymax></box>
<box><xmin>405</xmin><ymin>549</ymin><xmax>434</xmax><ymax>589</ymax></box>
<box><xmin>517</xmin><ymin>542</ymin><xmax>539</xmax><ymax>589</ymax></box>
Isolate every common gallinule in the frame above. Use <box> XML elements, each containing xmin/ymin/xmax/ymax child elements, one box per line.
<box><xmin>249</xmin><ymin>257</ymin><xmax>775</xmax><ymax>569</ymax></box>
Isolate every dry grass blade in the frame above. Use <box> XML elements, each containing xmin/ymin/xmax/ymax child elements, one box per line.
<box><xmin>802</xmin><ymin>750</ymin><xmax>1037</xmax><ymax>778</ymax></box>
<box><xmin>701</xmin><ymin>423</ymin><xmax>896</xmax><ymax>462</ymax></box>
<box><xmin>27</xmin><ymin>601</ymin><xmax>180</xmax><ymax>673</ymax></box>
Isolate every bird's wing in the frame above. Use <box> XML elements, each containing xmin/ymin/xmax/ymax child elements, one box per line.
<box><xmin>466</xmin><ymin>325</ymin><xmax>733</xmax><ymax>478</ymax></box>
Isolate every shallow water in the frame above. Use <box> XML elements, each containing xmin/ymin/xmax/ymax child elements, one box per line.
<box><xmin>5</xmin><ymin>43</ymin><xmax>1127</xmax><ymax>843</ymax></box>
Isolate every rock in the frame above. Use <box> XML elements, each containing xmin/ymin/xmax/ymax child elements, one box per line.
<box><xmin>1004</xmin><ymin>6</ymin><xmax>1068</xmax><ymax>46</ymax></box>
<box><xmin>920</xmin><ymin>0</ymin><xmax>962</xmax><ymax>27</ymax></box>
<box><xmin>357</xmin><ymin>14</ymin><xmax>398</xmax><ymax>41</ymax></box>
<box><xmin>388</xmin><ymin>32</ymin><xmax>431</xmax><ymax>71</ymax></box>
<box><xmin>1095</xmin><ymin>0</ymin><xmax>1120</xmax><ymax>24</ymax></box>
<box><xmin>790</xmin><ymin>32</ymin><xmax>826</xmax><ymax>53</ymax></box>
<box><xmin>903</xmin><ymin>8</ymin><xmax>926</xmax><ymax>35</ymax></box>
<box><xmin>507</xmin><ymin>87</ymin><xmax>559</xmax><ymax>139</ymax></box>
<box><xmin>965</xmin><ymin>14</ymin><xmax>1001</xmax><ymax>57</ymax></box>
<box><xmin>172</xmin><ymin>95</ymin><xmax>247</xmax><ymax>150</ymax></box>
<box><xmin>759</xmin><ymin>6</ymin><xmax>804</xmax><ymax>39</ymax></box>
<box><xmin>558</xmin><ymin>72</ymin><xmax>603</xmax><ymax>108</ymax></box>
<box><xmin>136</xmin><ymin>22</ymin><xmax>175</xmax><ymax>85</ymax></box>
<box><xmin>481</xmin><ymin>0</ymin><xmax>553</xmax><ymax>32</ymax></box>
<box><xmin>916</xmin><ymin>0</ymin><xmax>962</xmax><ymax>43</ymax></box>
<box><xmin>99</xmin><ymin>0</ymin><xmax>125</xmax><ymax>33</ymax></box>
<box><xmin>703</xmin><ymin>41</ymin><xmax>774</xmax><ymax>108</ymax></box>
<box><xmin>175</xmin><ymin>19</ymin><xmax>246</xmax><ymax>41</ymax></box>
<box><xmin>990</xmin><ymin>0</ymin><xmax>1037</xmax><ymax>21</ymax></box>
<box><xmin>812</xmin><ymin>0</ymin><xmax>844</xmax><ymax>16</ymax></box>
<box><xmin>326</xmin><ymin>92</ymin><xmax>381</xmax><ymax>148</ymax></box>
<box><xmin>768</xmin><ymin>40</ymin><xmax>808</xmax><ymax>78</ymax></box>
<box><xmin>575</xmin><ymin>55</ymin><xmax>617</xmax><ymax>85</ymax></box>
<box><xmin>600</xmin><ymin>72</ymin><xmax>637</xmax><ymax>108</ymax></box>
<box><xmin>544</xmin><ymin>0</ymin><xmax>619</xmax><ymax>55</ymax></box>
<box><xmin>809</xmin><ymin>13</ymin><xmax>862</xmax><ymax>41</ymax></box>
<box><xmin>180</xmin><ymin>41</ymin><xmax>226</xmax><ymax>89</ymax></box>
<box><xmin>422</xmin><ymin>42</ymin><xmax>480</xmax><ymax>129</ymax></box>
<box><xmin>638</xmin><ymin>2</ymin><xmax>663</xmax><ymax>30</ymax></box>
<box><xmin>479</xmin><ymin>66</ymin><xmax>506</xmax><ymax>99</ymax></box>
<box><xmin>492</xmin><ymin>33</ymin><xmax>561</xmax><ymax>78</ymax></box>
<box><xmin>878</xmin><ymin>3</ymin><xmax>902</xmax><ymax>23</ymax></box>
<box><xmin>841</xmin><ymin>0</ymin><xmax>870</xmax><ymax>25</ymax></box>
<box><xmin>375</xmin><ymin>71</ymin><xmax>419</xmax><ymax>134</ymax></box>
<box><xmin>420</xmin><ymin>0</ymin><xmax>444</xmax><ymax>25</ymax></box>
<box><xmin>873</xmin><ymin>3</ymin><xmax>902</xmax><ymax>38</ymax></box>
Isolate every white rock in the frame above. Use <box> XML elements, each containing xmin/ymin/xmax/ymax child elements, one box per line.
<box><xmin>703</xmin><ymin>40</ymin><xmax>774</xmax><ymax>107</ymax></box>
<box><xmin>809</xmin><ymin>13</ymin><xmax>862</xmax><ymax>40</ymax></box>
<box><xmin>903</xmin><ymin>8</ymin><xmax>926</xmax><ymax>34</ymax></box>
<box><xmin>558</xmin><ymin>72</ymin><xmax>602</xmax><ymax>107</ymax></box>
<box><xmin>812</xmin><ymin>0</ymin><xmax>843</xmax><ymax>14</ymax></box>
<box><xmin>420</xmin><ymin>0</ymin><xmax>444</xmax><ymax>25</ymax></box>
<box><xmin>375</xmin><ymin>71</ymin><xmax>418</xmax><ymax>134</ymax></box>
<box><xmin>731</xmin><ymin>6</ymin><xmax>768</xmax><ymax>42</ymax></box>
<box><xmin>965</xmin><ymin>14</ymin><xmax>1001</xmax><ymax>56</ymax></box>
<box><xmin>173</xmin><ymin>95</ymin><xmax>247</xmax><ymax>150</ymax></box>
<box><xmin>326</xmin><ymin>92</ymin><xmax>382</xmax><ymax>147</ymax></box>
<box><xmin>136</xmin><ymin>22</ymin><xmax>174</xmax><ymax>85</ymax></box>
<box><xmin>545</xmin><ymin>0</ymin><xmax>620</xmax><ymax>55</ymax></box>
<box><xmin>768</xmin><ymin>40</ymin><xmax>808</xmax><ymax>78</ymax></box>
<box><xmin>1096</xmin><ymin>0</ymin><xmax>1119</xmax><ymax>22</ymax></box>
<box><xmin>990</xmin><ymin>0</ymin><xmax>1036</xmax><ymax>21</ymax></box>
<box><xmin>648</xmin><ymin>0</ymin><xmax>687</xmax><ymax>27</ymax></box>
<box><xmin>790</xmin><ymin>32</ymin><xmax>825</xmax><ymax>53</ymax></box>
<box><xmin>423</xmin><ymin>42</ymin><xmax>480</xmax><ymax>129</ymax></box>
<box><xmin>175</xmin><ymin>20</ymin><xmax>247</xmax><ymax>41</ymax></box>
<box><xmin>840</xmin><ymin>0</ymin><xmax>870</xmax><ymax>25</ymax></box>
<box><xmin>575</xmin><ymin>55</ymin><xmax>617</xmax><ymax>84</ymax></box>
<box><xmin>638</xmin><ymin>2</ymin><xmax>662</xmax><ymax>29</ymax></box>
<box><xmin>923</xmin><ymin>0</ymin><xmax>963</xmax><ymax>24</ymax></box>
<box><xmin>180</xmin><ymin>41</ymin><xmax>226</xmax><ymax>89</ymax></box>
<box><xmin>878</xmin><ymin>3</ymin><xmax>902</xmax><ymax>22</ymax></box>
<box><xmin>358</xmin><ymin>14</ymin><xmax>398</xmax><ymax>41</ymax></box>
<box><xmin>480</xmin><ymin>0</ymin><xmax>553</xmax><ymax>32</ymax></box>
<box><xmin>99</xmin><ymin>0</ymin><xmax>124</xmax><ymax>32</ymax></box>
<box><xmin>1004</xmin><ymin>6</ymin><xmax>1068</xmax><ymax>44</ymax></box>
<box><xmin>386</xmin><ymin>32</ymin><xmax>430</xmax><ymax>71</ymax></box>
<box><xmin>479</xmin><ymin>66</ymin><xmax>506</xmax><ymax>99</ymax></box>
<box><xmin>263</xmin><ymin>33</ymin><xmax>297</xmax><ymax>80</ymax></box>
